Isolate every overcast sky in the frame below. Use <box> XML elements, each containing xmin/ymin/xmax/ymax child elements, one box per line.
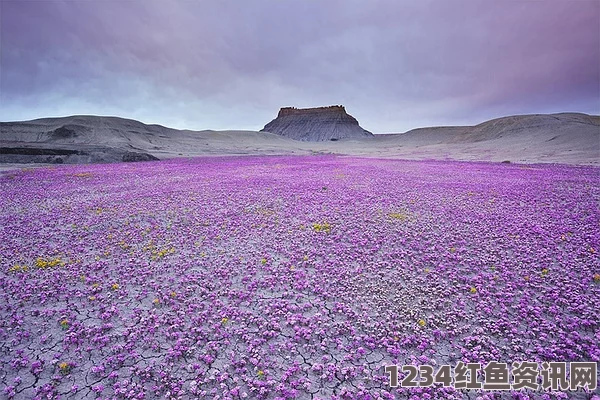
<box><xmin>1</xmin><ymin>0</ymin><xmax>599</xmax><ymax>133</ymax></box>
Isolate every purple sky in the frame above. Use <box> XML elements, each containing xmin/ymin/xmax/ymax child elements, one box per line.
<box><xmin>1</xmin><ymin>0</ymin><xmax>599</xmax><ymax>133</ymax></box>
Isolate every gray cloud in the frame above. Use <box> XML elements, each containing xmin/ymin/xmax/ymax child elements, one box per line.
<box><xmin>1</xmin><ymin>0</ymin><xmax>598</xmax><ymax>132</ymax></box>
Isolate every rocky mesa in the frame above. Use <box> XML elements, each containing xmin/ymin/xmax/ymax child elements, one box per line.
<box><xmin>260</xmin><ymin>105</ymin><xmax>373</xmax><ymax>141</ymax></box>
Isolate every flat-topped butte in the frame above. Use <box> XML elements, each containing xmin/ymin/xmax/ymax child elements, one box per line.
<box><xmin>262</xmin><ymin>105</ymin><xmax>373</xmax><ymax>142</ymax></box>
<box><xmin>277</xmin><ymin>105</ymin><xmax>347</xmax><ymax>116</ymax></box>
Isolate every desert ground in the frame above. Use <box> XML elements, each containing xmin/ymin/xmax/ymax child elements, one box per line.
<box><xmin>1</xmin><ymin>154</ymin><xmax>599</xmax><ymax>399</ymax></box>
<box><xmin>1</xmin><ymin>113</ymin><xmax>599</xmax><ymax>399</ymax></box>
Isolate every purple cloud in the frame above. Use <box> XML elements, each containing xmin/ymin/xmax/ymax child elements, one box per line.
<box><xmin>1</xmin><ymin>0</ymin><xmax>598</xmax><ymax>132</ymax></box>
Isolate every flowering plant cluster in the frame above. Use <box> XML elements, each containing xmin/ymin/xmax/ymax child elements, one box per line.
<box><xmin>0</xmin><ymin>156</ymin><xmax>598</xmax><ymax>399</ymax></box>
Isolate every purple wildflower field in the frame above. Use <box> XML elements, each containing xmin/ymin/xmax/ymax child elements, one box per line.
<box><xmin>1</xmin><ymin>155</ymin><xmax>598</xmax><ymax>400</ymax></box>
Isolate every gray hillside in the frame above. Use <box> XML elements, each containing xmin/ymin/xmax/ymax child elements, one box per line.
<box><xmin>1</xmin><ymin>112</ymin><xmax>598</xmax><ymax>166</ymax></box>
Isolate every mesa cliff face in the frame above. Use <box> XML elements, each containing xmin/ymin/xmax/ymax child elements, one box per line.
<box><xmin>261</xmin><ymin>105</ymin><xmax>373</xmax><ymax>141</ymax></box>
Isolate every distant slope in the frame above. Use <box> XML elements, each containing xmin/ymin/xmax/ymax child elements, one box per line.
<box><xmin>367</xmin><ymin>113</ymin><xmax>599</xmax><ymax>164</ymax></box>
<box><xmin>0</xmin><ymin>115</ymin><xmax>174</xmax><ymax>144</ymax></box>
<box><xmin>398</xmin><ymin>113</ymin><xmax>599</xmax><ymax>143</ymax></box>
<box><xmin>0</xmin><ymin>115</ymin><xmax>315</xmax><ymax>163</ymax></box>
<box><xmin>1</xmin><ymin>112</ymin><xmax>598</xmax><ymax>165</ymax></box>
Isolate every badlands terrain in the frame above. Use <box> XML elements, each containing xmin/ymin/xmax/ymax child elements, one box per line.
<box><xmin>0</xmin><ymin>111</ymin><xmax>599</xmax><ymax>398</ymax></box>
<box><xmin>0</xmin><ymin>111</ymin><xmax>598</xmax><ymax>167</ymax></box>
